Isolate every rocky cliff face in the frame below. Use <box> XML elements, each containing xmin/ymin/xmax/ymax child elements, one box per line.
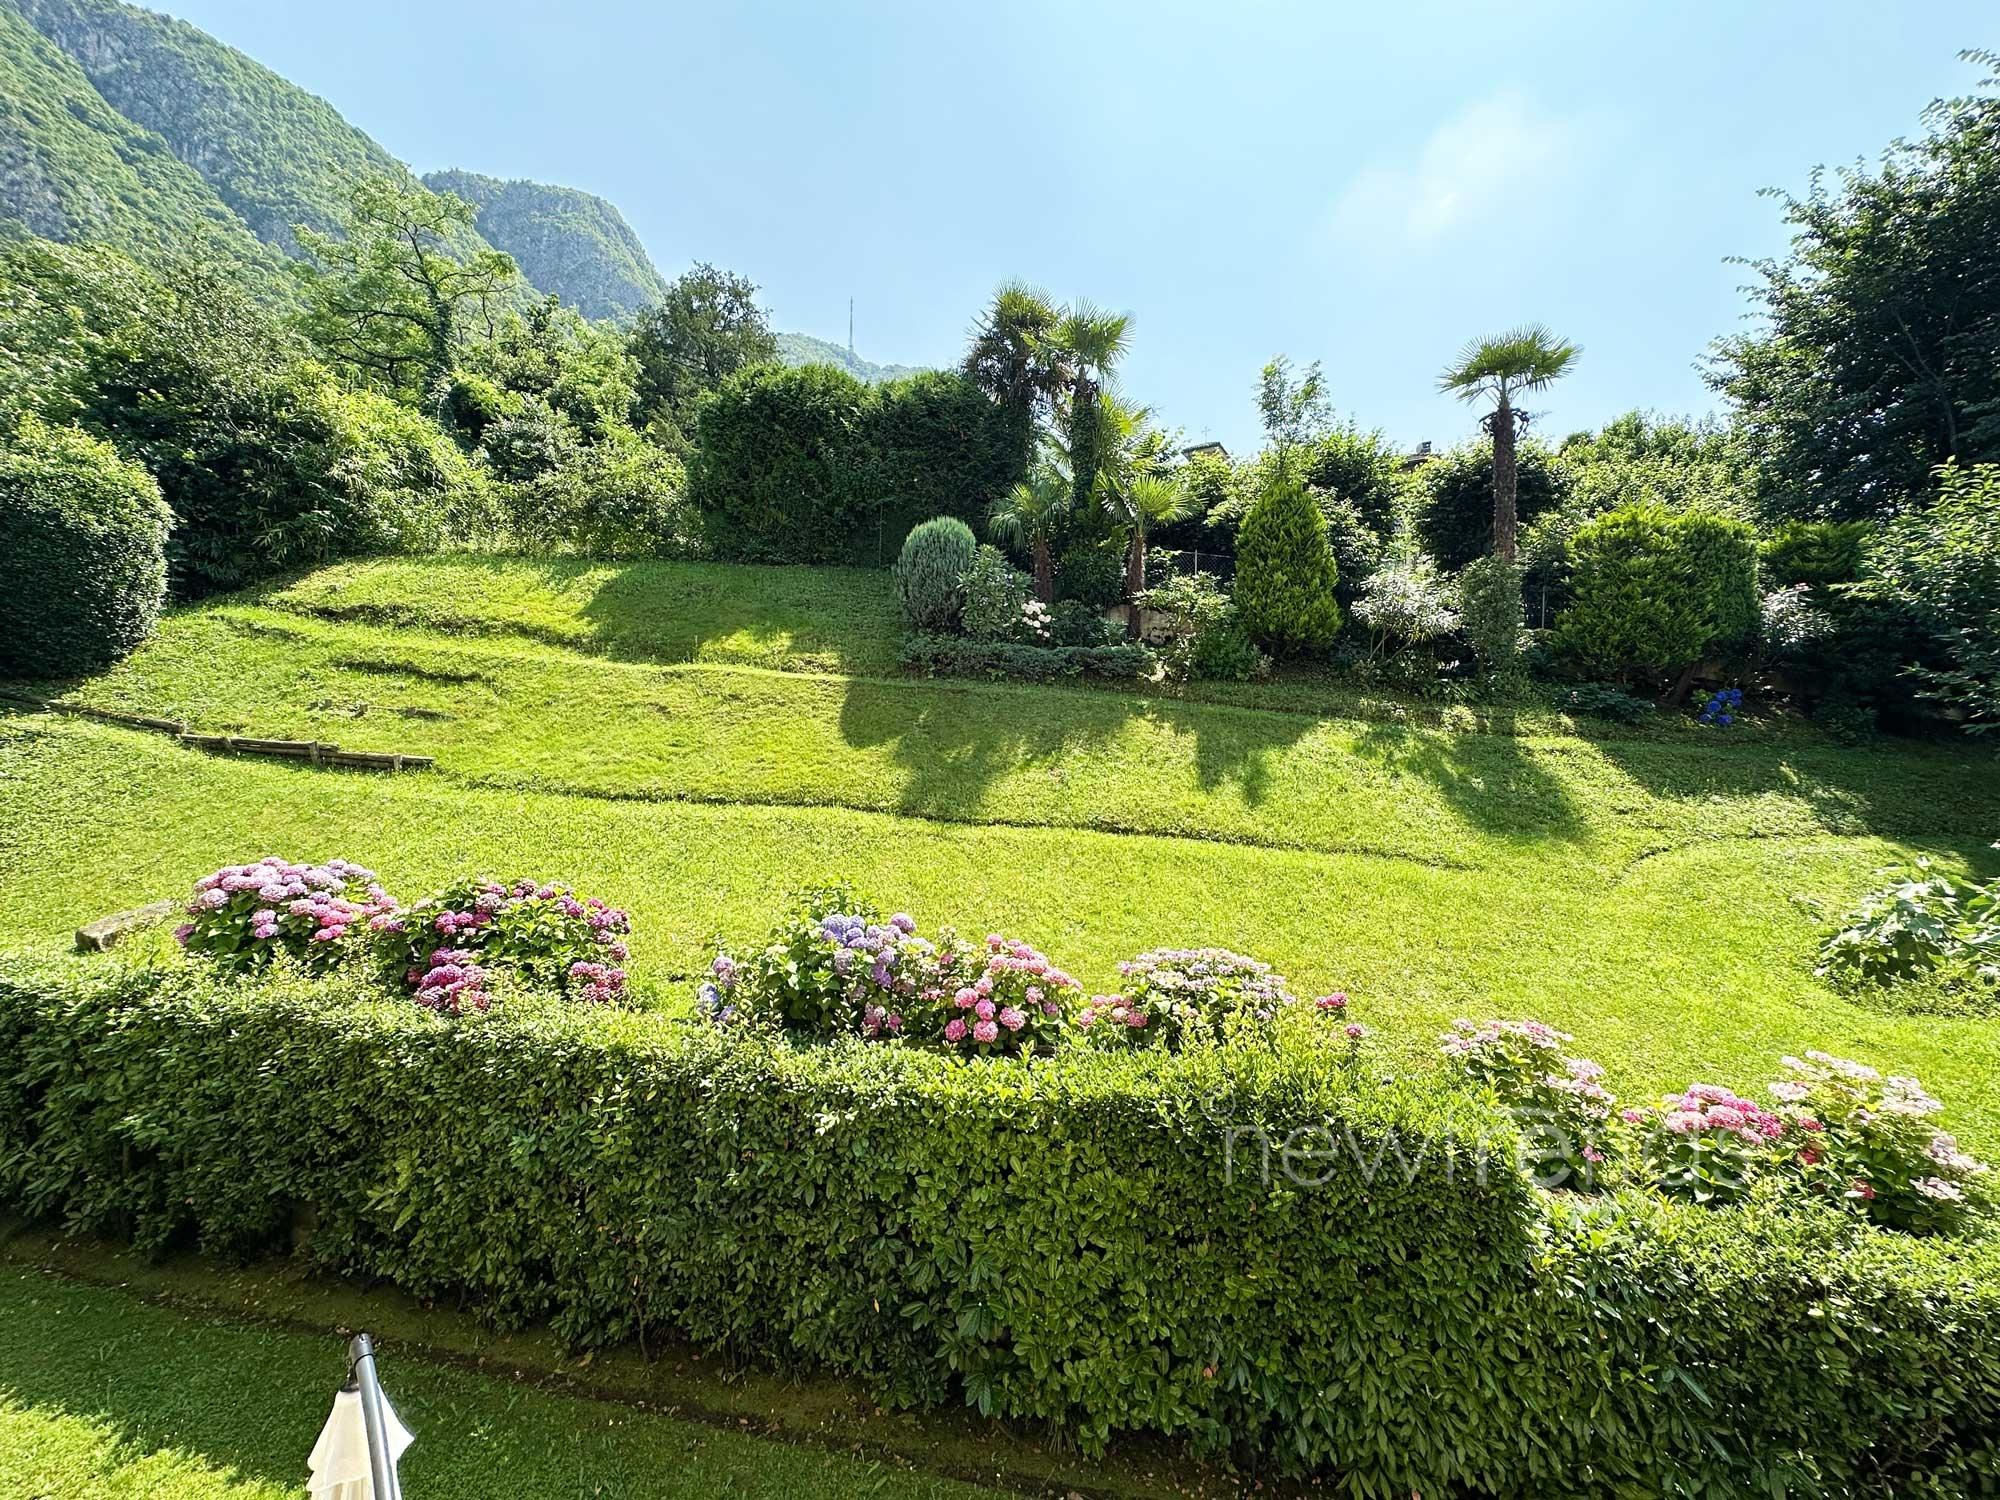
<box><xmin>423</xmin><ymin>169</ymin><xmax>668</xmax><ymax>323</ymax></box>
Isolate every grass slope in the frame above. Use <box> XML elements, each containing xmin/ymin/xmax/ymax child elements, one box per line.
<box><xmin>4</xmin><ymin>554</ymin><xmax>1997</xmax><ymax>1145</ymax></box>
<box><xmin>0</xmin><ymin>1262</ymin><xmax>1004</xmax><ymax>1498</ymax></box>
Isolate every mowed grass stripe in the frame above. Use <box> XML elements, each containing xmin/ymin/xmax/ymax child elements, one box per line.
<box><xmin>48</xmin><ymin>606</ymin><xmax>2000</xmax><ymax>876</ymax></box>
<box><xmin>4</xmin><ymin>716</ymin><xmax>1994</xmax><ymax>1145</ymax></box>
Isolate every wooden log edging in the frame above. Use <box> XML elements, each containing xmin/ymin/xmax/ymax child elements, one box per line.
<box><xmin>3</xmin><ymin>694</ymin><xmax>433</xmax><ymax>772</ymax></box>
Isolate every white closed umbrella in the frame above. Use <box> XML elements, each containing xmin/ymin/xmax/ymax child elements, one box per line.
<box><xmin>309</xmin><ymin>1333</ymin><xmax>413</xmax><ymax>1499</ymax></box>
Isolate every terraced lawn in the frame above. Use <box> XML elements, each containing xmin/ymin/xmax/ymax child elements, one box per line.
<box><xmin>4</xmin><ymin>555</ymin><xmax>1998</xmax><ymax>1146</ymax></box>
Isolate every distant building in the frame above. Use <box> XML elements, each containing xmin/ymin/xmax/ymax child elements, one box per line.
<box><xmin>1182</xmin><ymin>441</ymin><xmax>1230</xmax><ymax>463</ymax></box>
<box><xmin>1398</xmin><ymin>441</ymin><xmax>1434</xmax><ymax>470</ymax></box>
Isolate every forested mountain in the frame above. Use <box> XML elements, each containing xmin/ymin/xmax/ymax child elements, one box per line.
<box><xmin>775</xmin><ymin>331</ymin><xmax>925</xmax><ymax>383</ymax></box>
<box><xmin>0</xmin><ymin>0</ymin><xmax>920</xmax><ymax>367</ymax></box>
<box><xmin>0</xmin><ymin>2</ymin><xmax>282</xmax><ymax>289</ymax></box>
<box><xmin>422</xmin><ymin>169</ymin><xmax>667</xmax><ymax>322</ymax></box>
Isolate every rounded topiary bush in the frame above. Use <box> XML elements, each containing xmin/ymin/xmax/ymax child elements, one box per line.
<box><xmin>1550</xmin><ymin>503</ymin><xmax>1707</xmax><ymax>681</ymax></box>
<box><xmin>0</xmin><ymin>416</ymin><xmax>171</xmax><ymax>679</ymax></box>
<box><xmin>894</xmin><ymin>515</ymin><xmax>978</xmax><ymax>631</ymax></box>
<box><xmin>1674</xmin><ymin>507</ymin><xmax>1760</xmax><ymax>652</ymax></box>
<box><xmin>1234</xmin><ymin>477</ymin><xmax>1341</xmax><ymax>654</ymax></box>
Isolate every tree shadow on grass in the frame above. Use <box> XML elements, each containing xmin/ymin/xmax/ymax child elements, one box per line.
<box><xmin>1347</xmin><ymin>710</ymin><xmax>1588</xmax><ymax>847</ymax></box>
<box><xmin>836</xmin><ymin>674</ymin><xmax>1319</xmax><ymax>829</ymax></box>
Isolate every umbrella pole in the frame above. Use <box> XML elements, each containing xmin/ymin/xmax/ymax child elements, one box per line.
<box><xmin>348</xmin><ymin>1333</ymin><xmax>404</xmax><ymax>1500</ymax></box>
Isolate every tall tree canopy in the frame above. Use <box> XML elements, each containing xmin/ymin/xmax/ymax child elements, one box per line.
<box><xmin>1438</xmin><ymin>325</ymin><xmax>1581</xmax><ymax>563</ymax></box>
<box><xmin>294</xmin><ymin>176</ymin><xmax>519</xmax><ymax>407</ymax></box>
<box><xmin>627</xmin><ymin>264</ymin><xmax>778</xmax><ymax>451</ymax></box>
<box><xmin>1711</xmin><ymin>52</ymin><xmax>2000</xmax><ymax>522</ymax></box>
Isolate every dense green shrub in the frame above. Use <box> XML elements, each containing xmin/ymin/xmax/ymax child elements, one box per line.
<box><xmin>900</xmin><ymin>635</ymin><xmax>1153</xmax><ymax>682</ymax></box>
<box><xmin>1054</xmin><ymin>543</ymin><xmax>1125</xmax><ymax>609</ymax></box>
<box><xmin>0</xmin><ymin>415</ymin><xmax>171</xmax><ymax>679</ymax></box>
<box><xmin>2</xmin><ymin>962</ymin><xmax>1998</xmax><ymax>1495</ymax></box>
<box><xmin>1673</xmin><ymin>507</ymin><xmax>1761</xmax><ymax>651</ymax></box>
<box><xmin>499</xmin><ymin>438</ymin><xmax>690</xmax><ymax>558</ymax></box>
<box><xmin>687</xmin><ymin>362</ymin><xmax>871</xmax><ymax>562</ymax></box>
<box><xmin>893</xmin><ymin>517</ymin><xmax>979</xmax><ymax>632</ymax></box>
<box><xmin>1138</xmin><ymin>573</ymin><xmax>1266</xmax><ymax>682</ymax></box>
<box><xmin>958</xmin><ymin>545</ymin><xmax>1041</xmax><ymax>642</ymax></box>
<box><xmin>1233</xmin><ymin>477</ymin><xmax>1341</xmax><ymax>655</ymax></box>
<box><xmin>1458</xmin><ymin>554</ymin><xmax>1526</xmax><ymax>675</ymax></box>
<box><xmin>1047</xmin><ymin>599</ymin><xmax>1118</xmax><ymax>648</ymax></box>
<box><xmin>1552</xmin><ymin>505</ymin><xmax>1752</xmax><ymax>684</ymax></box>
<box><xmin>1761</xmin><ymin>519</ymin><xmax>1870</xmax><ymax>590</ymax></box>
<box><xmin>688</xmin><ymin>364</ymin><xmax>1018</xmax><ymax>565</ymax></box>
<box><xmin>1411</xmin><ymin>438</ymin><xmax>1572</xmax><ymax>572</ymax></box>
<box><xmin>480</xmin><ymin>398</ymin><xmax>581</xmax><ymax>482</ymax></box>
<box><xmin>1851</xmin><ymin>461</ymin><xmax>2000</xmax><ymax>734</ymax></box>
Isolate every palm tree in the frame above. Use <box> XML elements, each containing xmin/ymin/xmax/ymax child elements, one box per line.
<box><xmin>1437</xmin><ymin>325</ymin><xmax>1580</xmax><ymax>562</ymax></box>
<box><xmin>1087</xmin><ymin>394</ymin><xmax>1196</xmax><ymax>614</ymax></box>
<box><xmin>988</xmin><ymin>464</ymin><xmax>1070</xmax><ymax>603</ymax></box>
<box><xmin>962</xmin><ymin>283</ymin><xmax>1067</xmax><ymax>473</ymax></box>
<box><xmin>1051</xmin><ymin>301</ymin><xmax>1132</xmax><ymax>512</ymax></box>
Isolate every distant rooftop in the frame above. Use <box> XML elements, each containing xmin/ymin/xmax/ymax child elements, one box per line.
<box><xmin>1182</xmin><ymin>441</ymin><xmax>1230</xmax><ymax>462</ymax></box>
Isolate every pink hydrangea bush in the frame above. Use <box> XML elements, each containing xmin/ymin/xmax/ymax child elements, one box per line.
<box><xmin>1440</xmin><ymin>1019</ymin><xmax>1616</xmax><ymax>1190</ymax></box>
<box><xmin>930</xmin><ymin>933</ymin><xmax>1080</xmax><ymax>1057</ymax></box>
<box><xmin>377</xmin><ymin>876</ymin><xmax>631</xmax><ymax>1014</ymax></box>
<box><xmin>176</xmin><ymin>856</ymin><xmax>394</xmax><ymax>972</ymax></box>
<box><xmin>1081</xmin><ymin>948</ymin><xmax>1298</xmax><ymax>1050</ymax></box>
<box><xmin>703</xmin><ymin>885</ymin><xmax>933</xmax><ymax>1040</ymax></box>
<box><xmin>1627</xmin><ymin>1085</ymin><xmax>1786</xmax><ymax>1206</ymax></box>
<box><xmin>1767</xmin><ymin>1051</ymin><xmax>1990</xmax><ymax>1233</ymax></box>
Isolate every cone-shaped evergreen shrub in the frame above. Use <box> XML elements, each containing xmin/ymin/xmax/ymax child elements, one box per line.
<box><xmin>1233</xmin><ymin>476</ymin><xmax>1342</xmax><ymax>654</ymax></box>
<box><xmin>1551</xmin><ymin>504</ymin><xmax>1711</xmax><ymax>681</ymax></box>
<box><xmin>0</xmin><ymin>416</ymin><xmax>171</xmax><ymax>678</ymax></box>
<box><xmin>894</xmin><ymin>515</ymin><xmax>979</xmax><ymax>631</ymax></box>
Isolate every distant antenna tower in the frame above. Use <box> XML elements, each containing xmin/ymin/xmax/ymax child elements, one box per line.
<box><xmin>848</xmin><ymin>298</ymin><xmax>855</xmax><ymax>358</ymax></box>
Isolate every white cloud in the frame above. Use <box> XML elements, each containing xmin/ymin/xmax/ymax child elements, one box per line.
<box><xmin>1328</xmin><ymin>93</ymin><xmax>1582</xmax><ymax>247</ymax></box>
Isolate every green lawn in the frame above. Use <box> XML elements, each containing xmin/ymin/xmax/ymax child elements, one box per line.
<box><xmin>0</xmin><ymin>1261</ymin><xmax>1015</xmax><ymax>1499</ymax></box>
<box><xmin>3</xmin><ymin>554</ymin><xmax>1998</xmax><ymax>1149</ymax></box>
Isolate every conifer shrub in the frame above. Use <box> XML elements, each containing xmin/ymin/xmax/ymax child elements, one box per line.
<box><xmin>893</xmin><ymin>516</ymin><xmax>978</xmax><ymax>632</ymax></box>
<box><xmin>1233</xmin><ymin>476</ymin><xmax>1341</xmax><ymax>654</ymax></box>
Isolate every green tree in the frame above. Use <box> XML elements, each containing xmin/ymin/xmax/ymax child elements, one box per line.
<box><xmin>1256</xmin><ymin>355</ymin><xmax>1331</xmax><ymax>477</ymax></box>
<box><xmin>962</xmin><ymin>282</ymin><xmax>1066</xmax><ymax>475</ymax></box>
<box><xmin>294</xmin><ymin>176</ymin><xmax>520</xmax><ymax>406</ymax></box>
<box><xmin>1711</xmin><ymin>53</ymin><xmax>2000</xmax><ymax>521</ymax></box>
<box><xmin>628</xmin><ymin>263</ymin><xmax>778</xmax><ymax>451</ymax></box>
<box><xmin>465</xmin><ymin>294</ymin><xmax>636</xmax><ymax>441</ymax></box>
<box><xmin>1051</xmin><ymin>301</ymin><xmax>1131</xmax><ymax>512</ymax></box>
<box><xmin>988</xmin><ymin>462</ymin><xmax>1071</xmax><ymax>603</ymax></box>
<box><xmin>1438</xmin><ymin>325</ymin><xmax>1581</xmax><ymax>562</ymax></box>
<box><xmin>1233</xmin><ymin>474</ymin><xmax>1342</xmax><ymax>654</ymax></box>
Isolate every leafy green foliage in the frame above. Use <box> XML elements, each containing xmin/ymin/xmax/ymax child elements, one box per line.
<box><xmin>1850</xmin><ymin>460</ymin><xmax>2000</xmax><ymax>734</ymax></box>
<box><xmin>894</xmin><ymin>517</ymin><xmax>979</xmax><ymax>632</ymax></box>
<box><xmin>1712</xmin><ymin>54</ymin><xmax>2000</xmax><ymax>520</ymax></box>
<box><xmin>4</xmin><ymin>961</ymin><xmax>2000</xmax><ymax>1494</ymax></box>
<box><xmin>1054</xmin><ymin>543</ymin><xmax>1124</xmax><ymax>609</ymax></box>
<box><xmin>423</xmin><ymin>169</ymin><xmax>669</xmax><ymax>323</ymax></box>
<box><xmin>500</xmin><ymin>437</ymin><xmax>694</xmax><ymax>559</ymax></box>
<box><xmin>463</xmin><ymin>295</ymin><xmax>636</xmax><ymax>441</ymax></box>
<box><xmin>1761</xmin><ymin>518</ymin><xmax>1871</xmax><ymax>589</ymax></box>
<box><xmin>1816</xmin><ymin>856</ymin><xmax>2000</xmax><ymax>989</ymax></box>
<box><xmin>688</xmin><ymin>363</ymin><xmax>1017</xmax><ymax>564</ymax></box>
<box><xmin>1552</xmin><ymin>505</ymin><xmax>1756</xmax><ymax>684</ymax></box>
<box><xmin>1232</xmin><ymin>476</ymin><xmax>1341</xmax><ymax>654</ymax></box>
<box><xmin>0</xmin><ymin>413</ymin><xmax>169</xmax><ymax>677</ymax></box>
<box><xmin>1413</xmin><ymin>439</ymin><xmax>1573</xmax><ymax>573</ymax></box>
<box><xmin>900</xmin><ymin>635</ymin><xmax>1152</xmax><ymax>682</ymax></box>
<box><xmin>955</xmin><ymin>545</ymin><xmax>1040</xmax><ymax>642</ymax></box>
<box><xmin>294</xmin><ymin>176</ymin><xmax>522</xmax><ymax>405</ymax></box>
<box><xmin>1136</xmin><ymin>573</ymin><xmax>1265</xmax><ymax>683</ymax></box>
<box><xmin>628</xmin><ymin>264</ymin><xmax>779</xmax><ymax>450</ymax></box>
<box><xmin>1458</xmin><ymin>554</ymin><xmax>1525</xmax><ymax>675</ymax></box>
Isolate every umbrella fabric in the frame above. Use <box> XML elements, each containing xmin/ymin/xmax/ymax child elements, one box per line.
<box><xmin>308</xmin><ymin>1386</ymin><xmax>414</xmax><ymax>1499</ymax></box>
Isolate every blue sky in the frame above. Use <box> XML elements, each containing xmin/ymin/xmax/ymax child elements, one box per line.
<box><xmin>166</xmin><ymin>0</ymin><xmax>1992</xmax><ymax>453</ymax></box>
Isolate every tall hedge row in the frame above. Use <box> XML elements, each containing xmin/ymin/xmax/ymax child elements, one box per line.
<box><xmin>688</xmin><ymin>363</ymin><xmax>1020</xmax><ymax>564</ymax></box>
<box><xmin>2</xmin><ymin>963</ymin><xmax>1996</xmax><ymax>1496</ymax></box>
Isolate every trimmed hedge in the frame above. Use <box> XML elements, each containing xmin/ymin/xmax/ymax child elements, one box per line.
<box><xmin>0</xmin><ymin>415</ymin><xmax>171</xmax><ymax>678</ymax></box>
<box><xmin>687</xmin><ymin>363</ymin><xmax>1020</xmax><ymax>565</ymax></box>
<box><xmin>2</xmin><ymin>964</ymin><xmax>1997</xmax><ymax>1496</ymax></box>
<box><xmin>900</xmin><ymin>634</ymin><xmax>1154</xmax><ymax>682</ymax></box>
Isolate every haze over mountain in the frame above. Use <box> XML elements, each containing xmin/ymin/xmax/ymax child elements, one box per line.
<box><xmin>0</xmin><ymin>0</ymin><xmax>924</xmax><ymax>370</ymax></box>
